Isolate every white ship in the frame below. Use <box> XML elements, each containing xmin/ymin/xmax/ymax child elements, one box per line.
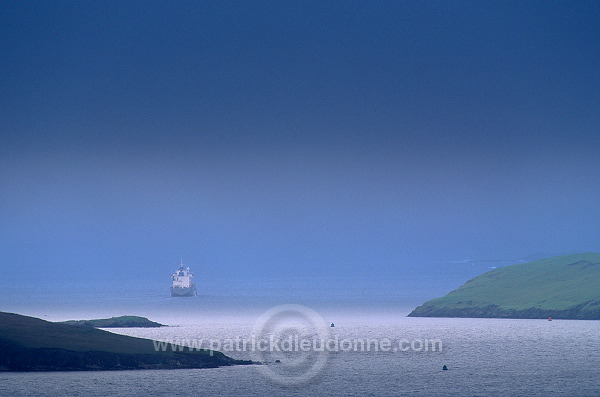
<box><xmin>171</xmin><ymin>262</ymin><xmax>197</xmax><ymax>297</ymax></box>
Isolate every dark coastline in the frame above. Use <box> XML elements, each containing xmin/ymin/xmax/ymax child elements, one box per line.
<box><xmin>408</xmin><ymin>302</ymin><xmax>600</xmax><ymax>320</ymax></box>
<box><xmin>0</xmin><ymin>312</ymin><xmax>252</xmax><ymax>372</ymax></box>
<box><xmin>59</xmin><ymin>316</ymin><xmax>166</xmax><ymax>328</ymax></box>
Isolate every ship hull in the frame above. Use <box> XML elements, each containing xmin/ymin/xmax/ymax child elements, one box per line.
<box><xmin>170</xmin><ymin>285</ymin><xmax>197</xmax><ymax>297</ymax></box>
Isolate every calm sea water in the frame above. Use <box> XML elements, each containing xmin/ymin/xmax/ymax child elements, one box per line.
<box><xmin>1</xmin><ymin>274</ymin><xmax>598</xmax><ymax>396</ymax></box>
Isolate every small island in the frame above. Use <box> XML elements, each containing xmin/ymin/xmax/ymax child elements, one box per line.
<box><xmin>59</xmin><ymin>316</ymin><xmax>165</xmax><ymax>328</ymax></box>
<box><xmin>0</xmin><ymin>311</ymin><xmax>251</xmax><ymax>371</ymax></box>
<box><xmin>408</xmin><ymin>253</ymin><xmax>600</xmax><ymax>320</ymax></box>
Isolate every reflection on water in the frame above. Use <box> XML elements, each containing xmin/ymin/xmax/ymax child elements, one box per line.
<box><xmin>1</xmin><ymin>316</ymin><xmax>598</xmax><ymax>397</ymax></box>
<box><xmin>2</xmin><ymin>270</ymin><xmax>597</xmax><ymax>396</ymax></box>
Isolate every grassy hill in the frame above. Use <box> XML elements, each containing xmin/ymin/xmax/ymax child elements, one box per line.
<box><xmin>59</xmin><ymin>316</ymin><xmax>165</xmax><ymax>328</ymax></box>
<box><xmin>408</xmin><ymin>253</ymin><xmax>600</xmax><ymax>319</ymax></box>
<box><xmin>0</xmin><ymin>311</ymin><xmax>251</xmax><ymax>371</ymax></box>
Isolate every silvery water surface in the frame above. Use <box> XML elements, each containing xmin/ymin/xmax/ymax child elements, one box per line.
<box><xmin>1</xmin><ymin>271</ymin><xmax>598</xmax><ymax>397</ymax></box>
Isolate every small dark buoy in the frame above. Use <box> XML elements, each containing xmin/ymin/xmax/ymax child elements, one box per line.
<box><xmin>442</xmin><ymin>365</ymin><xmax>448</xmax><ymax>371</ymax></box>
<box><xmin>275</xmin><ymin>359</ymin><xmax>281</xmax><ymax>363</ymax></box>
<box><xmin>330</xmin><ymin>323</ymin><xmax>335</xmax><ymax>327</ymax></box>
<box><xmin>548</xmin><ymin>317</ymin><xmax>552</xmax><ymax>321</ymax></box>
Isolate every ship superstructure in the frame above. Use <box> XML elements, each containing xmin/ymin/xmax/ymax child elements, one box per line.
<box><xmin>170</xmin><ymin>262</ymin><xmax>197</xmax><ymax>297</ymax></box>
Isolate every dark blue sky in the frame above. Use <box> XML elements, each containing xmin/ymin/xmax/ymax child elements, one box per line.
<box><xmin>1</xmin><ymin>1</ymin><xmax>599</xmax><ymax>281</ymax></box>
